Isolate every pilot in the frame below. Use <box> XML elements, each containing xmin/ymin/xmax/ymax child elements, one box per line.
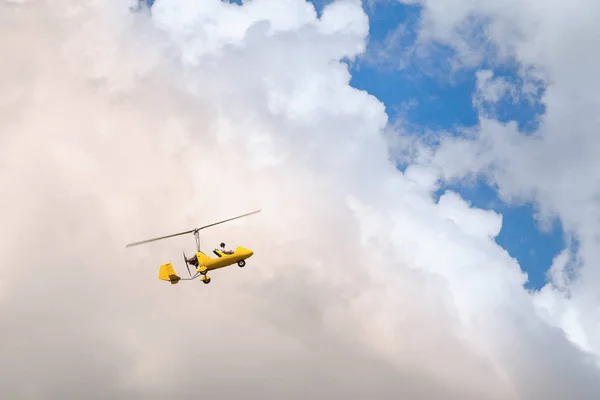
<box><xmin>218</xmin><ymin>242</ymin><xmax>234</xmax><ymax>254</ymax></box>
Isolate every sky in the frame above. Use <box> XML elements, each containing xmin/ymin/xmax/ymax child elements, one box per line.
<box><xmin>2</xmin><ymin>0</ymin><xmax>600</xmax><ymax>399</ymax></box>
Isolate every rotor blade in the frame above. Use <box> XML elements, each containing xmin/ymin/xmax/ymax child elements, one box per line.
<box><xmin>125</xmin><ymin>229</ymin><xmax>195</xmax><ymax>248</ymax></box>
<box><xmin>183</xmin><ymin>251</ymin><xmax>191</xmax><ymax>277</ymax></box>
<box><xmin>195</xmin><ymin>209</ymin><xmax>262</xmax><ymax>231</ymax></box>
<box><xmin>124</xmin><ymin>209</ymin><xmax>261</xmax><ymax>248</ymax></box>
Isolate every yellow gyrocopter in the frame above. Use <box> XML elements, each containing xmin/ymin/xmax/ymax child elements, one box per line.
<box><xmin>126</xmin><ymin>210</ymin><xmax>261</xmax><ymax>285</ymax></box>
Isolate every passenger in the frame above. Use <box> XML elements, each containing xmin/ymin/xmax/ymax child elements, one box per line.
<box><xmin>218</xmin><ymin>242</ymin><xmax>234</xmax><ymax>254</ymax></box>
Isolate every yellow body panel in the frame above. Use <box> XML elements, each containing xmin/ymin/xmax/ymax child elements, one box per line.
<box><xmin>158</xmin><ymin>263</ymin><xmax>180</xmax><ymax>284</ymax></box>
<box><xmin>194</xmin><ymin>246</ymin><xmax>254</xmax><ymax>272</ymax></box>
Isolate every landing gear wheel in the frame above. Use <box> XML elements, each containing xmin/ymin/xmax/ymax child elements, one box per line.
<box><xmin>238</xmin><ymin>260</ymin><xmax>246</xmax><ymax>268</ymax></box>
<box><xmin>203</xmin><ymin>278</ymin><xmax>211</xmax><ymax>284</ymax></box>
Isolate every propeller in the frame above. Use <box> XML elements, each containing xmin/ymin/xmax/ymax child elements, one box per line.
<box><xmin>125</xmin><ymin>209</ymin><xmax>262</xmax><ymax>248</ymax></box>
<box><xmin>183</xmin><ymin>251</ymin><xmax>191</xmax><ymax>277</ymax></box>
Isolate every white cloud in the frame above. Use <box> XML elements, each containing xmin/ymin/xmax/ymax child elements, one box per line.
<box><xmin>1</xmin><ymin>0</ymin><xmax>599</xmax><ymax>399</ymax></box>
<box><xmin>472</xmin><ymin>69</ymin><xmax>519</xmax><ymax>118</ymax></box>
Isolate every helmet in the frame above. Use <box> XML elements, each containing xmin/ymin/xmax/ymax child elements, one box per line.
<box><xmin>220</xmin><ymin>242</ymin><xmax>225</xmax><ymax>248</ymax></box>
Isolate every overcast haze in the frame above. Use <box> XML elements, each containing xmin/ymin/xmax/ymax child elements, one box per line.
<box><xmin>1</xmin><ymin>0</ymin><xmax>599</xmax><ymax>399</ymax></box>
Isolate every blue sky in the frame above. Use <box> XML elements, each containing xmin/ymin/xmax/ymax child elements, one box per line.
<box><xmin>144</xmin><ymin>0</ymin><xmax>563</xmax><ymax>290</ymax></box>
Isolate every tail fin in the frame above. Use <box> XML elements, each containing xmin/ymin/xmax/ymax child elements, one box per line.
<box><xmin>158</xmin><ymin>263</ymin><xmax>180</xmax><ymax>284</ymax></box>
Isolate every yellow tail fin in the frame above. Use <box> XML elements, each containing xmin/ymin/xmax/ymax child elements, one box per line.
<box><xmin>158</xmin><ymin>263</ymin><xmax>180</xmax><ymax>284</ymax></box>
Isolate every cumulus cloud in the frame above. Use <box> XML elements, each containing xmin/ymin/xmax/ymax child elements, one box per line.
<box><xmin>1</xmin><ymin>0</ymin><xmax>599</xmax><ymax>399</ymax></box>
